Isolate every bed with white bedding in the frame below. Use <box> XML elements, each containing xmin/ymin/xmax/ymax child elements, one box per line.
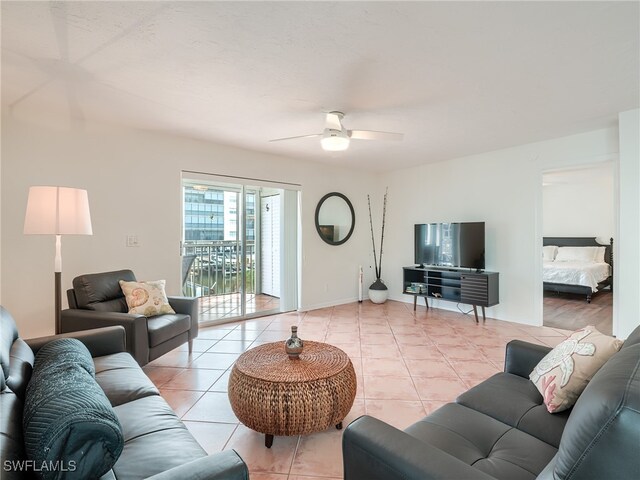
<box><xmin>542</xmin><ymin>237</ymin><xmax>613</xmax><ymax>303</ymax></box>
<box><xmin>543</xmin><ymin>261</ymin><xmax>611</xmax><ymax>292</ymax></box>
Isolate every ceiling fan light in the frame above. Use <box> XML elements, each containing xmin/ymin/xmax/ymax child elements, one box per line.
<box><xmin>321</xmin><ymin>133</ymin><xmax>350</xmax><ymax>151</ymax></box>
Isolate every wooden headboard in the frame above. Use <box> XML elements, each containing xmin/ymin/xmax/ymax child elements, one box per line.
<box><xmin>543</xmin><ymin>237</ymin><xmax>613</xmax><ymax>267</ymax></box>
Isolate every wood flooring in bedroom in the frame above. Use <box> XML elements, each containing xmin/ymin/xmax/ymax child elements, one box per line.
<box><xmin>543</xmin><ymin>289</ymin><xmax>613</xmax><ymax>335</ymax></box>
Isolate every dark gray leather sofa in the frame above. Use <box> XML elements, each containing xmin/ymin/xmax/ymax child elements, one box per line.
<box><xmin>61</xmin><ymin>269</ymin><xmax>198</xmax><ymax>366</ymax></box>
<box><xmin>0</xmin><ymin>307</ymin><xmax>248</xmax><ymax>480</ymax></box>
<box><xmin>343</xmin><ymin>325</ymin><xmax>640</xmax><ymax>480</ymax></box>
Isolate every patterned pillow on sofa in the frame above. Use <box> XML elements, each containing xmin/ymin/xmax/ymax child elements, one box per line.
<box><xmin>119</xmin><ymin>279</ymin><xmax>175</xmax><ymax>317</ymax></box>
<box><xmin>530</xmin><ymin>326</ymin><xmax>622</xmax><ymax>413</ymax></box>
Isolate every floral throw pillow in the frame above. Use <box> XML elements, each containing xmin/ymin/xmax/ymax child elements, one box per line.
<box><xmin>530</xmin><ymin>326</ymin><xmax>622</xmax><ymax>413</ymax></box>
<box><xmin>119</xmin><ymin>280</ymin><xmax>175</xmax><ymax>317</ymax></box>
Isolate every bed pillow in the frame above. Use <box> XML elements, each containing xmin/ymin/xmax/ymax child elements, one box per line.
<box><xmin>543</xmin><ymin>245</ymin><xmax>558</xmax><ymax>262</ymax></box>
<box><xmin>555</xmin><ymin>247</ymin><xmax>598</xmax><ymax>263</ymax></box>
<box><xmin>593</xmin><ymin>246</ymin><xmax>606</xmax><ymax>264</ymax></box>
<box><xmin>530</xmin><ymin>326</ymin><xmax>623</xmax><ymax>413</ymax></box>
<box><xmin>119</xmin><ymin>279</ymin><xmax>175</xmax><ymax>316</ymax></box>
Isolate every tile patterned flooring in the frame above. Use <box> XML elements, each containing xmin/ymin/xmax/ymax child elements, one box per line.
<box><xmin>200</xmin><ymin>293</ymin><xmax>281</xmax><ymax>321</ymax></box>
<box><xmin>143</xmin><ymin>300</ymin><xmax>571</xmax><ymax>480</ymax></box>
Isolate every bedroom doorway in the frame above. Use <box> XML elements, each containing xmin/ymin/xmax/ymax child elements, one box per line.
<box><xmin>541</xmin><ymin>163</ymin><xmax>615</xmax><ymax>335</ymax></box>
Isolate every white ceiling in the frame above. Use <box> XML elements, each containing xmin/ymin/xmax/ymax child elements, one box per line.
<box><xmin>2</xmin><ymin>1</ymin><xmax>639</xmax><ymax>171</ymax></box>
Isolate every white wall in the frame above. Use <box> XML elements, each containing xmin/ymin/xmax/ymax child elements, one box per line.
<box><xmin>1</xmin><ymin>113</ymin><xmax>377</xmax><ymax>338</ymax></box>
<box><xmin>381</xmin><ymin>128</ymin><xmax>620</xmax><ymax>327</ymax></box>
<box><xmin>542</xmin><ymin>164</ymin><xmax>614</xmax><ymax>243</ymax></box>
<box><xmin>616</xmin><ymin>109</ymin><xmax>640</xmax><ymax>339</ymax></box>
<box><xmin>3</xmin><ymin>113</ymin><xmax>638</xmax><ymax>339</ymax></box>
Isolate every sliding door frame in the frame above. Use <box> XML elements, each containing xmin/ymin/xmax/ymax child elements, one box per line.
<box><xmin>181</xmin><ymin>171</ymin><xmax>300</xmax><ymax>326</ymax></box>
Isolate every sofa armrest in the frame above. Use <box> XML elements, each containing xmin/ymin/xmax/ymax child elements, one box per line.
<box><xmin>26</xmin><ymin>326</ymin><xmax>126</xmax><ymax>357</ymax></box>
<box><xmin>168</xmin><ymin>296</ymin><xmax>199</xmax><ymax>341</ymax></box>
<box><xmin>343</xmin><ymin>416</ymin><xmax>496</xmax><ymax>480</ymax></box>
<box><xmin>504</xmin><ymin>340</ymin><xmax>552</xmax><ymax>378</ymax></box>
<box><xmin>146</xmin><ymin>450</ymin><xmax>248</xmax><ymax>480</ymax></box>
<box><xmin>61</xmin><ymin>309</ymin><xmax>149</xmax><ymax>365</ymax></box>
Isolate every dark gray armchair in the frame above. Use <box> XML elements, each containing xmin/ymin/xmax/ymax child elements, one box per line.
<box><xmin>61</xmin><ymin>269</ymin><xmax>199</xmax><ymax>366</ymax></box>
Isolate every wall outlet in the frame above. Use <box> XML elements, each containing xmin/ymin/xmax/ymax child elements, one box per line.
<box><xmin>126</xmin><ymin>235</ymin><xmax>140</xmax><ymax>247</ymax></box>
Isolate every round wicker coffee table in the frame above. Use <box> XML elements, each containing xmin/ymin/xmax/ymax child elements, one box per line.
<box><xmin>228</xmin><ymin>341</ymin><xmax>357</xmax><ymax>448</ymax></box>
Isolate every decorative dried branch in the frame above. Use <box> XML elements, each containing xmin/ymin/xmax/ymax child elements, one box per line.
<box><xmin>367</xmin><ymin>189</ymin><xmax>389</xmax><ymax>280</ymax></box>
<box><xmin>367</xmin><ymin>194</ymin><xmax>379</xmax><ymax>279</ymax></box>
<box><xmin>378</xmin><ymin>187</ymin><xmax>388</xmax><ymax>279</ymax></box>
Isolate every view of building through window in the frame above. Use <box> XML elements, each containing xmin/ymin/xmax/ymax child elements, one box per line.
<box><xmin>181</xmin><ymin>178</ymin><xmax>292</xmax><ymax>323</ymax></box>
<box><xmin>183</xmin><ymin>185</ymin><xmax>255</xmax><ymax>241</ymax></box>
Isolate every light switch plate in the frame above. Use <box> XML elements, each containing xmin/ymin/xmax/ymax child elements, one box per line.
<box><xmin>126</xmin><ymin>235</ymin><xmax>140</xmax><ymax>247</ymax></box>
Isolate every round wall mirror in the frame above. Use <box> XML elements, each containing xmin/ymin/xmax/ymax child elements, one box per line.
<box><xmin>315</xmin><ymin>192</ymin><xmax>355</xmax><ymax>245</ymax></box>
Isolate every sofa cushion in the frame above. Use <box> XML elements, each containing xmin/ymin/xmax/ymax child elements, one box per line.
<box><xmin>87</xmin><ymin>297</ymin><xmax>130</xmax><ymax>313</ymax></box>
<box><xmin>23</xmin><ymin>339</ymin><xmax>124</xmax><ymax>480</ymax></box>
<box><xmin>0</xmin><ymin>389</ymin><xmax>27</xmax><ymax>480</ymax></box>
<box><xmin>515</xmin><ymin>402</ymin><xmax>569</xmax><ymax>449</ymax></box>
<box><xmin>551</xmin><ymin>344</ymin><xmax>640</xmax><ymax>480</ymax></box>
<box><xmin>120</xmin><ymin>280</ymin><xmax>176</xmax><ymax>317</ymax></box>
<box><xmin>530</xmin><ymin>326</ymin><xmax>622</xmax><ymax>413</ymax></box>
<box><xmin>94</xmin><ymin>353</ymin><xmax>159</xmax><ymax>407</ymax></box>
<box><xmin>1</xmin><ymin>307</ymin><xmax>34</xmax><ymax>401</ymax></box>
<box><xmin>112</xmin><ymin>395</ymin><xmax>206</xmax><ymax>479</ymax></box>
<box><xmin>147</xmin><ymin>314</ymin><xmax>191</xmax><ymax>347</ymax></box>
<box><xmin>73</xmin><ymin>269</ymin><xmax>136</xmax><ymax>312</ymax></box>
<box><xmin>5</xmin><ymin>339</ymin><xmax>34</xmax><ymax>402</ymax></box>
<box><xmin>456</xmin><ymin>372</ymin><xmax>569</xmax><ymax>447</ymax></box>
<box><xmin>622</xmin><ymin>324</ymin><xmax>640</xmax><ymax>349</ymax></box>
<box><xmin>1</xmin><ymin>306</ymin><xmax>20</xmax><ymax>385</ymax></box>
<box><xmin>405</xmin><ymin>403</ymin><xmax>557</xmax><ymax>480</ymax></box>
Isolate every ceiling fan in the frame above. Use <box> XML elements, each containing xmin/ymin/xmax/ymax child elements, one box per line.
<box><xmin>269</xmin><ymin>111</ymin><xmax>404</xmax><ymax>151</ymax></box>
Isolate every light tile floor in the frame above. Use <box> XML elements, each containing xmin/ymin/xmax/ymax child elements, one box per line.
<box><xmin>200</xmin><ymin>293</ymin><xmax>281</xmax><ymax>321</ymax></box>
<box><xmin>143</xmin><ymin>300</ymin><xmax>570</xmax><ymax>479</ymax></box>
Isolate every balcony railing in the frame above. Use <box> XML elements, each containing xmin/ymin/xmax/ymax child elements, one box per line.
<box><xmin>182</xmin><ymin>240</ymin><xmax>256</xmax><ymax>297</ymax></box>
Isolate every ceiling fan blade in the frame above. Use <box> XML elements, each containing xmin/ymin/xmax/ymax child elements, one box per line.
<box><xmin>269</xmin><ymin>133</ymin><xmax>322</xmax><ymax>142</ymax></box>
<box><xmin>349</xmin><ymin>130</ymin><xmax>404</xmax><ymax>141</ymax></box>
<box><xmin>325</xmin><ymin>112</ymin><xmax>343</xmax><ymax>131</ymax></box>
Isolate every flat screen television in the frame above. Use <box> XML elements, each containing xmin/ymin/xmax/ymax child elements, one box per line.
<box><xmin>415</xmin><ymin>222</ymin><xmax>485</xmax><ymax>270</ymax></box>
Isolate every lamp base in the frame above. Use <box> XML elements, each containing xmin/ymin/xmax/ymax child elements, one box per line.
<box><xmin>55</xmin><ymin>271</ymin><xmax>62</xmax><ymax>334</ymax></box>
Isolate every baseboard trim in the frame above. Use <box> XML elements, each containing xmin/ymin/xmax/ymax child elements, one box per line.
<box><xmin>299</xmin><ymin>296</ymin><xmax>362</xmax><ymax>312</ymax></box>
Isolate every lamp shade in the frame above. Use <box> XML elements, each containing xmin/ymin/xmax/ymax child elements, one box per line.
<box><xmin>24</xmin><ymin>186</ymin><xmax>93</xmax><ymax>235</ymax></box>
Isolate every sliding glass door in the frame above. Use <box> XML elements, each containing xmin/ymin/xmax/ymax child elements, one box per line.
<box><xmin>181</xmin><ymin>174</ymin><xmax>298</xmax><ymax>325</ymax></box>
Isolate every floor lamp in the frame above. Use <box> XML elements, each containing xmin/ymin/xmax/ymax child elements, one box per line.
<box><xmin>24</xmin><ymin>186</ymin><xmax>93</xmax><ymax>334</ymax></box>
